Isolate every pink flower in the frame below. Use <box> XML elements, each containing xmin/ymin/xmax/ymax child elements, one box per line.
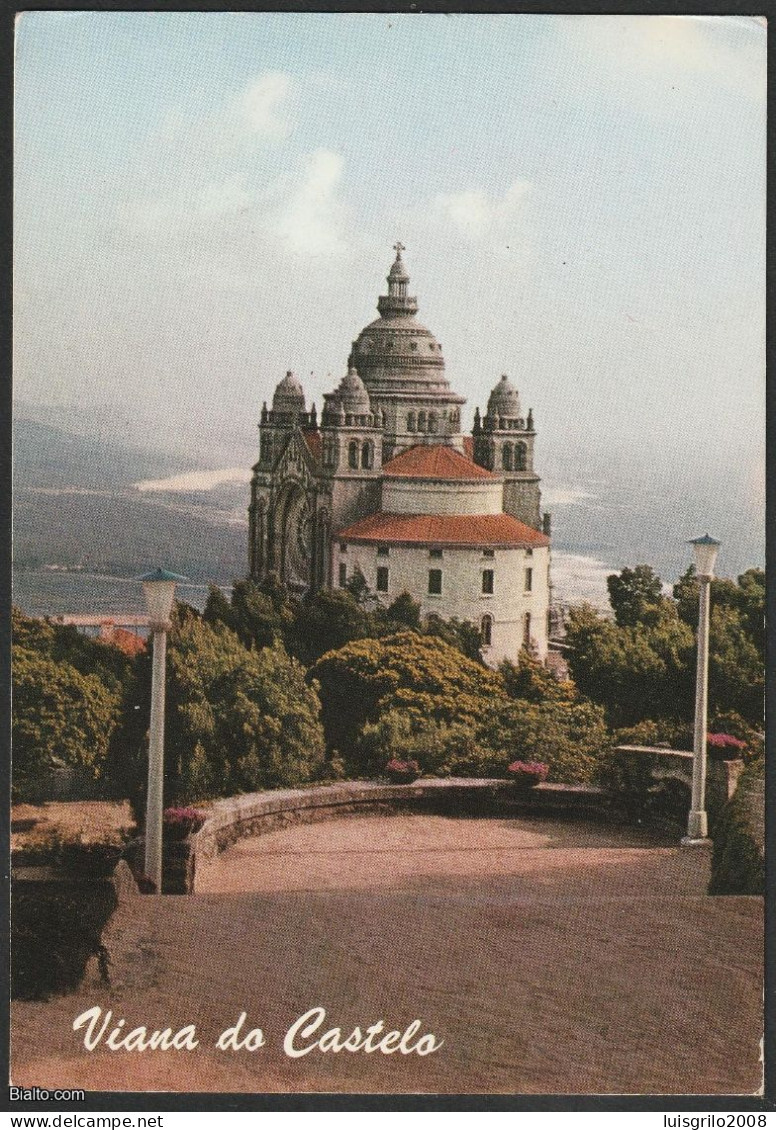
<box><xmin>707</xmin><ymin>733</ymin><xmax>746</xmax><ymax>751</ymax></box>
<box><xmin>507</xmin><ymin>760</ymin><xmax>549</xmax><ymax>782</ymax></box>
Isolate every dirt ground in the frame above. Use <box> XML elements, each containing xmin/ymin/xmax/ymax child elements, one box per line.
<box><xmin>11</xmin><ymin>813</ymin><xmax>763</xmax><ymax>1096</ymax></box>
<box><xmin>11</xmin><ymin>801</ymin><xmax>136</xmax><ymax>852</ymax></box>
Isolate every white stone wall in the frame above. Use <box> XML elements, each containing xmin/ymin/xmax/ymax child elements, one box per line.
<box><xmin>334</xmin><ymin>541</ymin><xmax>550</xmax><ymax>665</ymax></box>
<box><xmin>382</xmin><ymin>477</ymin><xmax>504</xmax><ymax>516</ymax></box>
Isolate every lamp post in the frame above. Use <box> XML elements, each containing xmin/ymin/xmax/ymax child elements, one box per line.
<box><xmin>681</xmin><ymin>535</ymin><xmax>720</xmax><ymax>847</ymax></box>
<box><xmin>138</xmin><ymin>568</ymin><xmax>187</xmax><ymax>892</ymax></box>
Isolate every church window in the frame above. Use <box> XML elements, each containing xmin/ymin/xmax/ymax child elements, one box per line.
<box><xmin>339</xmin><ymin>563</ymin><xmax>347</xmax><ymax>588</ymax></box>
<box><xmin>481</xmin><ymin>615</ymin><xmax>493</xmax><ymax>647</ymax></box>
<box><xmin>526</xmin><ymin>547</ymin><xmax>533</xmax><ymax>557</ymax></box>
<box><xmin>340</xmin><ymin>542</ymin><xmax>348</xmax><ymax>552</ymax></box>
<box><xmin>417</xmin><ymin>411</ymin><xmax>427</xmax><ymax>432</ymax></box>
<box><xmin>428</xmin><ymin>569</ymin><xmax>442</xmax><ymax>595</ymax></box>
<box><xmin>407</xmin><ymin>412</ymin><xmax>416</xmax><ymax>432</ymax></box>
<box><xmin>376</xmin><ymin>567</ymin><xmax>389</xmax><ymax>593</ymax></box>
<box><xmin>502</xmin><ymin>444</ymin><xmax>513</xmax><ymax>471</ymax></box>
<box><xmin>348</xmin><ymin>441</ymin><xmax>359</xmax><ymax>469</ymax></box>
<box><xmin>428</xmin><ymin>412</ymin><xmax>438</xmax><ymax>434</ymax></box>
<box><xmin>515</xmin><ymin>443</ymin><xmax>527</xmax><ymax>471</ymax></box>
<box><xmin>410</xmin><ymin>342</ymin><xmax>417</xmax><ymax>351</ymax></box>
<box><xmin>525</xmin><ymin>567</ymin><xmax>533</xmax><ymax>592</ymax></box>
<box><xmin>377</xmin><ymin>545</ymin><xmax>389</xmax><ymax>557</ymax></box>
<box><xmin>429</xmin><ymin>549</ymin><xmax>443</xmax><ymax>559</ymax></box>
<box><xmin>482</xmin><ymin>569</ymin><xmax>494</xmax><ymax>595</ymax></box>
<box><xmin>361</xmin><ymin>442</ymin><xmax>373</xmax><ymax>469</ymax></box>
<box><xmin>523</xmin><ymin>612</ymin><xmax>532</xmax><ymax>647</ymax></box>
<box><xmin>483</xmin><ymin>549</ymin><xmax>495</xmax><ymax>558</ymax></box>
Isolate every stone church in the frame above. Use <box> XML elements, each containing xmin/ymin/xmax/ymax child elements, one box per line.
<box><xmin>248</xmin><ymin>246</ymin><xmax>552</xmax><ymax>663</ymax></box>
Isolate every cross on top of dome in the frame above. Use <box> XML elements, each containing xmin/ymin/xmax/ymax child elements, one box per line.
<box><xmin>388</xmin><ymin>242</ymin><xmax>409</xmax><ymax>283</ymax></box>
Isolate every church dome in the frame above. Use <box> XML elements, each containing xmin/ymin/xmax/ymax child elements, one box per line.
<box><xmin>486</xmin><ymin>374</ymin><xmax>521</xmax><ymax>420</ymax></box>
<box><xmin>349</xmin><ymin>246</ymin><xmax>452</xmax><ymax>399</ymax></box>
<box><xmin>272</xmin><ymin>370</ymin><xmax>306</xmax><ymax>414</ymax></box>
<box><xmin>336</xmin><ymin>365</ymin><xmax>371</xmax><ymax>414</ymax></box>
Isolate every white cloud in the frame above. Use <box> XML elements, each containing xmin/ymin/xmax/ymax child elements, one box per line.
<box><xmin>432</xmin><ymin>179</ymin><xmax>532</xmax><ymax>245</ymax></box>
<box><xmin>560</xmin><ymin>15</ymin><xmax>766</xmax><ymax>105</ymax></box>
<box><xmin>275</xmin><ymin>148</ymin><xmax>348</xmax><ymax>257</ymax></box>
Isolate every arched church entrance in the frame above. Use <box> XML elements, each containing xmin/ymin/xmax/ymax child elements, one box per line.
<box><xmin>274</xmin><ymin>481</ymin><xmax>313</xmax><ymax>592</ymax></box>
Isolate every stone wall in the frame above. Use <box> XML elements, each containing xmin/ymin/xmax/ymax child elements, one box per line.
<box><xmin>602</xmin><ymin>746</ymin><xmax>744</xmax><ymax>831</ymax></box>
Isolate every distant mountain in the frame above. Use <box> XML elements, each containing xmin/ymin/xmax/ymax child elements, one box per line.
<box><xmin>13</xmin><ymin>418</ymin><xmax>196</xmax><ymax>491</ymax></box>
<box><xmin>13</xmin><ymin>418</ymin><xmax>248</xmax><ymax>583</ymax></box>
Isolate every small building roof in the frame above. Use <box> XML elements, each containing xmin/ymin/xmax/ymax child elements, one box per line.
<box><xmin>302</xmin><ymin>429</ymin><xmax>322</xmax><ymax>463</ymax></box>
<box><xmin>336</xmin><ymin>511</ymin><xmax>550</xmax><ymax>549</ymax></box>
<box><xmin>383</xmin><ymin>444</ymin><xmax>497</xmax><ymax>481</ymax></box>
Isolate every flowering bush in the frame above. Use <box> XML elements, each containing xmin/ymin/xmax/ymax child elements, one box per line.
<box><xmin>707</xmin><ymin>733</ymin><xmax>747</xmax><ymax>760</ymax></box>
<box><xmin>163</xmin><ymin>806</ymin><xmax>208</xmax><ymax>838</ymax></box>
<box><xmin>506</xmin><ymin>760</ymin><xmax>549</xmax><ymax>788</ymax></box>
<box><xmin>384</xmin><ymin>758</ymin><xmax>420</xmax><ymax>784</ymax></box>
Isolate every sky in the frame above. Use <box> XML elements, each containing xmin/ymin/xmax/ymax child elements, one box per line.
<box><xmin>13</xmin><ymin>13</ymin><xmax>766</xmax><ymax>580</ymax></box>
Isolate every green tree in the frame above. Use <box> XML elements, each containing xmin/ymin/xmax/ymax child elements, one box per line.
<box><xmin>564</xmin><ymin>602</ymin><xmax>695</xmax><ymax>727</ymax></box>
<box><xmin>310</xmin><ymin>631</ymin><xmax>503</xmax><ymax>756</ymax></box>
<box><xmin>477</xmin><ymin>697</ymin><xmax>610</xmax><ymax>784</ymax></box>
<box><xmin>287</xmin><ymin>588</ymin><xmax>375</xmax><ymax>666</ymax></box>
<box><xmin>500</xmin><ymin>649</ymin><xmax>577</xmax><ymax>703</ymax></box>
<box><xmin>12</xmin><ymin>647</ymin><xmax>122</xmax><ymax>799</ymax></box>
<box><xmin>205</xmin><ymin>579</ymin><xmax>294</xmax><ymax>652</ymax></box>
<box><xmin>607</xmin><ymin>565</ymin><xmax>664</xmax><ymax>627</ymax></box>
<box><xmin>166</xmin><ymin>617</ymin><xmax>325</xmax><ymax>800</ymax></box>
<box><xmin>386</xmin><ymin>592</ymin><xmax>422</xmax><ymax>630</ymax></box>
<box><xmin>423</xmin><ymin>614</ymin><xmax>483</xmax><ymax>663</ymax></box>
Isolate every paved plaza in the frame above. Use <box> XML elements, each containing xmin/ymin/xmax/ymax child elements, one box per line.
<box><xmin>12</xmin><ymin>814</ymin><xmax>763</xmax><ymax>1094</ymax></box>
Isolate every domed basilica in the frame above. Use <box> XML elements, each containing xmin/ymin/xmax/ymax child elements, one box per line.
<box><xmin>249</xmin><ymin>246</ymin><xmax>552</xmax><ymax>663</ymax></box>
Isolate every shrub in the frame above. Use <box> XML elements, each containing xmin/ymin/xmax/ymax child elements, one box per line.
<box><xmin>310</xmin><ymin>632</ymin><xmax>502</xmax><ymax>756</ymax></box>
<box><xmin>163</xmin><ymin>806</ymin><xmax>208</xmax><ymax>838</ymax></box>
<box><xmin>12</xmin><ymin>647</ymin><xmax>122</xmax><ymax>801</ymax></box>
<box><xmin>477</xmin><ymin>698</ymin><xmax>610</xmax><ymax>784</ymax></box>
<box><xmin>384</xmin><ymin>758</ymin><xmax>420</xmax><ymax>784</ymax></box>
<box><xmin>167</xmin><ymin>619</ymin><xmax>325</xmax><ymax>801</ymax></box>
<box><xmin>506</xmin><ymin>760</ymin><xmax>549</xmax><ymax>787</ymax></box>
<box><xmin>710</xmin><ymin>761</ymin><xmax>764</xmax><ymax>895</ymax></box>
<box><xmin>707</xmin><ymin>733</ymin><xmax>747</xmax><ymax>760</ymax></box>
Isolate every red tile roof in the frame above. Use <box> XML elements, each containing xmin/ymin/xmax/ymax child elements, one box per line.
<box><xmin>383</xmin><ymin>444</ymin><xmax>496</xmax><ymax>481</ymax></box>
<box><xmin>462</xmin><ymin>436</ymin><xmax>474</xmax><ymax>460</ymax></box>
<box><xmin>336</xmin><ymin>512</ymin><xmax>550</xmax><ymax>549</ymax></box>
<box><xmin>302</xmin><ymin>429</ymin><xmax>322</xmax><ymax>463</ymax></box>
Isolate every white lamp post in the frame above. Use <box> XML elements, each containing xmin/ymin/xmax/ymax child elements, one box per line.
<box><xmin>681</xmin><ymin>535</ymin><xmax>720</xmax><ymax>847</ymax></box>
<box><xmin>138</xmin><ymin>568</ymin><xmax>187</xmax><ymax>892</ymax></box>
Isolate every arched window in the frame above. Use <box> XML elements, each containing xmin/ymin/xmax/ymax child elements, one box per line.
<box><xmin>361</xmin><ymin>441</ymin><xmax>373</xmax><ymax>469</ymax></box>
<box><xmin>481</xmin><ymin>614</ymin><xmax>493</xmax><ymax>647</ymax></box>
<box><xmin>407</xmin><ymin>411</ymin><xmax>416</xmax><ymax>432</ymax></box>
<box><xmin>418</xmin><ymin>411</ymin><xmax>427</xmax><ymax>432</ymax></box>
<box><xmin>348</xmin><ymin>440</ymin><xmax>359</xmax><ymax>469</ymax></box>
<box><xmin>428</xmin><ymin>412</ymin><xmax>438</xmax><ymax>435</ymax></box>
<box><xmin>515</xmin><ymin>442</ymin><xmax>527</xmax><ymax>471</ymax></box>
<box><xmin>502</xmin><ymin>443</ymin><xmax>513</xmax><ymax>471</ymax></box>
